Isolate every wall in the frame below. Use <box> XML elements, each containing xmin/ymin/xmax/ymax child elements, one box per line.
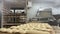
<box><xmin>0</xmin><ymin>0</ymin><xmax>3</xmax><ymax>28</ymax></box>
<box><xmin>27</xmin><ymin>3</ymin><xmax>40</xmax><ymax>19</ymax></box>
<box><xmin>27</xmin><ymin>3</ymin><xmax>52</xmax><ymax>19</ymax></box>
<box><xmin>27</xmin><ymin>3</ymin><xmax>60</xmax><ymax>20</ymax></box>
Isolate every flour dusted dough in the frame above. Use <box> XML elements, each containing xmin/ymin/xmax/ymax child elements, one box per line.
<box><xmin>26</xmin><ymin>30</ymin><xmax>50</xmax><ymax>34</ymax></box>
<box><xmin>5</xmin><ymin>28</ymin><xmax>13</xmax><ymax>33</ymax></box>
<box><xmin>0</xmin><ymin>22</ymin><xmax>54</xmax><ymax>34</ymax></box>
<box><xmin>10</xmin><ymin>26</ymin><xmax>17</xmax><ymax>29</ymax></box>
<box><xmin>0</xmin><ymin>28</ymin><xmax>7</xmax><ymax>32</ymax></box>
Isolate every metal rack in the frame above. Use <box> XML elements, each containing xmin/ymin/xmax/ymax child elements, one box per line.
<box><xmin>2</xmin><ymin>0</ymin><xmax>28</xmax><ymax>28</ymax></box>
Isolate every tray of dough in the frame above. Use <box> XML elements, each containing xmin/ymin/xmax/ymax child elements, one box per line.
<box><xmin>0</xmin><ymin>22</ymin><xmax>55</xmax><ymax>34</ymax></box>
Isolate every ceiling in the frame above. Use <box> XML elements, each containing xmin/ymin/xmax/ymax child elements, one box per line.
<box><xmin>4</xmin><ymin>0</ymin><xmax>26</xmax><ymax>8</ymax></box>
<box><xmin>32</xmin><ymin>0</ymin><xmax>60</xmax><ymax>8</ymax></box>
<box><xmin>4</xmin><ymin>0</ymin><xmax>60</xmax><ymax>8</ymax></box>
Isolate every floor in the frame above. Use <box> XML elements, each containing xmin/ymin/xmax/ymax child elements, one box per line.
<box><xmin>52</xmin><ymin>26</ymin><xmax>60</xmax><ymax>34</ymax></box>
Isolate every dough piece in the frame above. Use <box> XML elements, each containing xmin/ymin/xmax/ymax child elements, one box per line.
<box><xmin>18</xmin><ymin>29</ymin><xmax>27</xmax><ymax>34</ymax></box>
<box><xmin>45</xmin><ymin>23</ymin><xmax>52</xmax><ymax>29</ymax></box>
<box><xmin>6</xmin><ymin>28</ymin><xmax>13</xmax><ymax>33</ymax></box>
<box><xmin>26</xmin><ymin>30</ymin><xmax>50</xmax><ymax>34</ymax></box>
<box><xmin>10</xmin><ymin>26</ymin><xmax>17</xmax><ymax>29</ymax></box>
<box><xmin>0</xmin><ymin>28</ymin><xmax>7</xmax><ymax>32</ymax></box>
